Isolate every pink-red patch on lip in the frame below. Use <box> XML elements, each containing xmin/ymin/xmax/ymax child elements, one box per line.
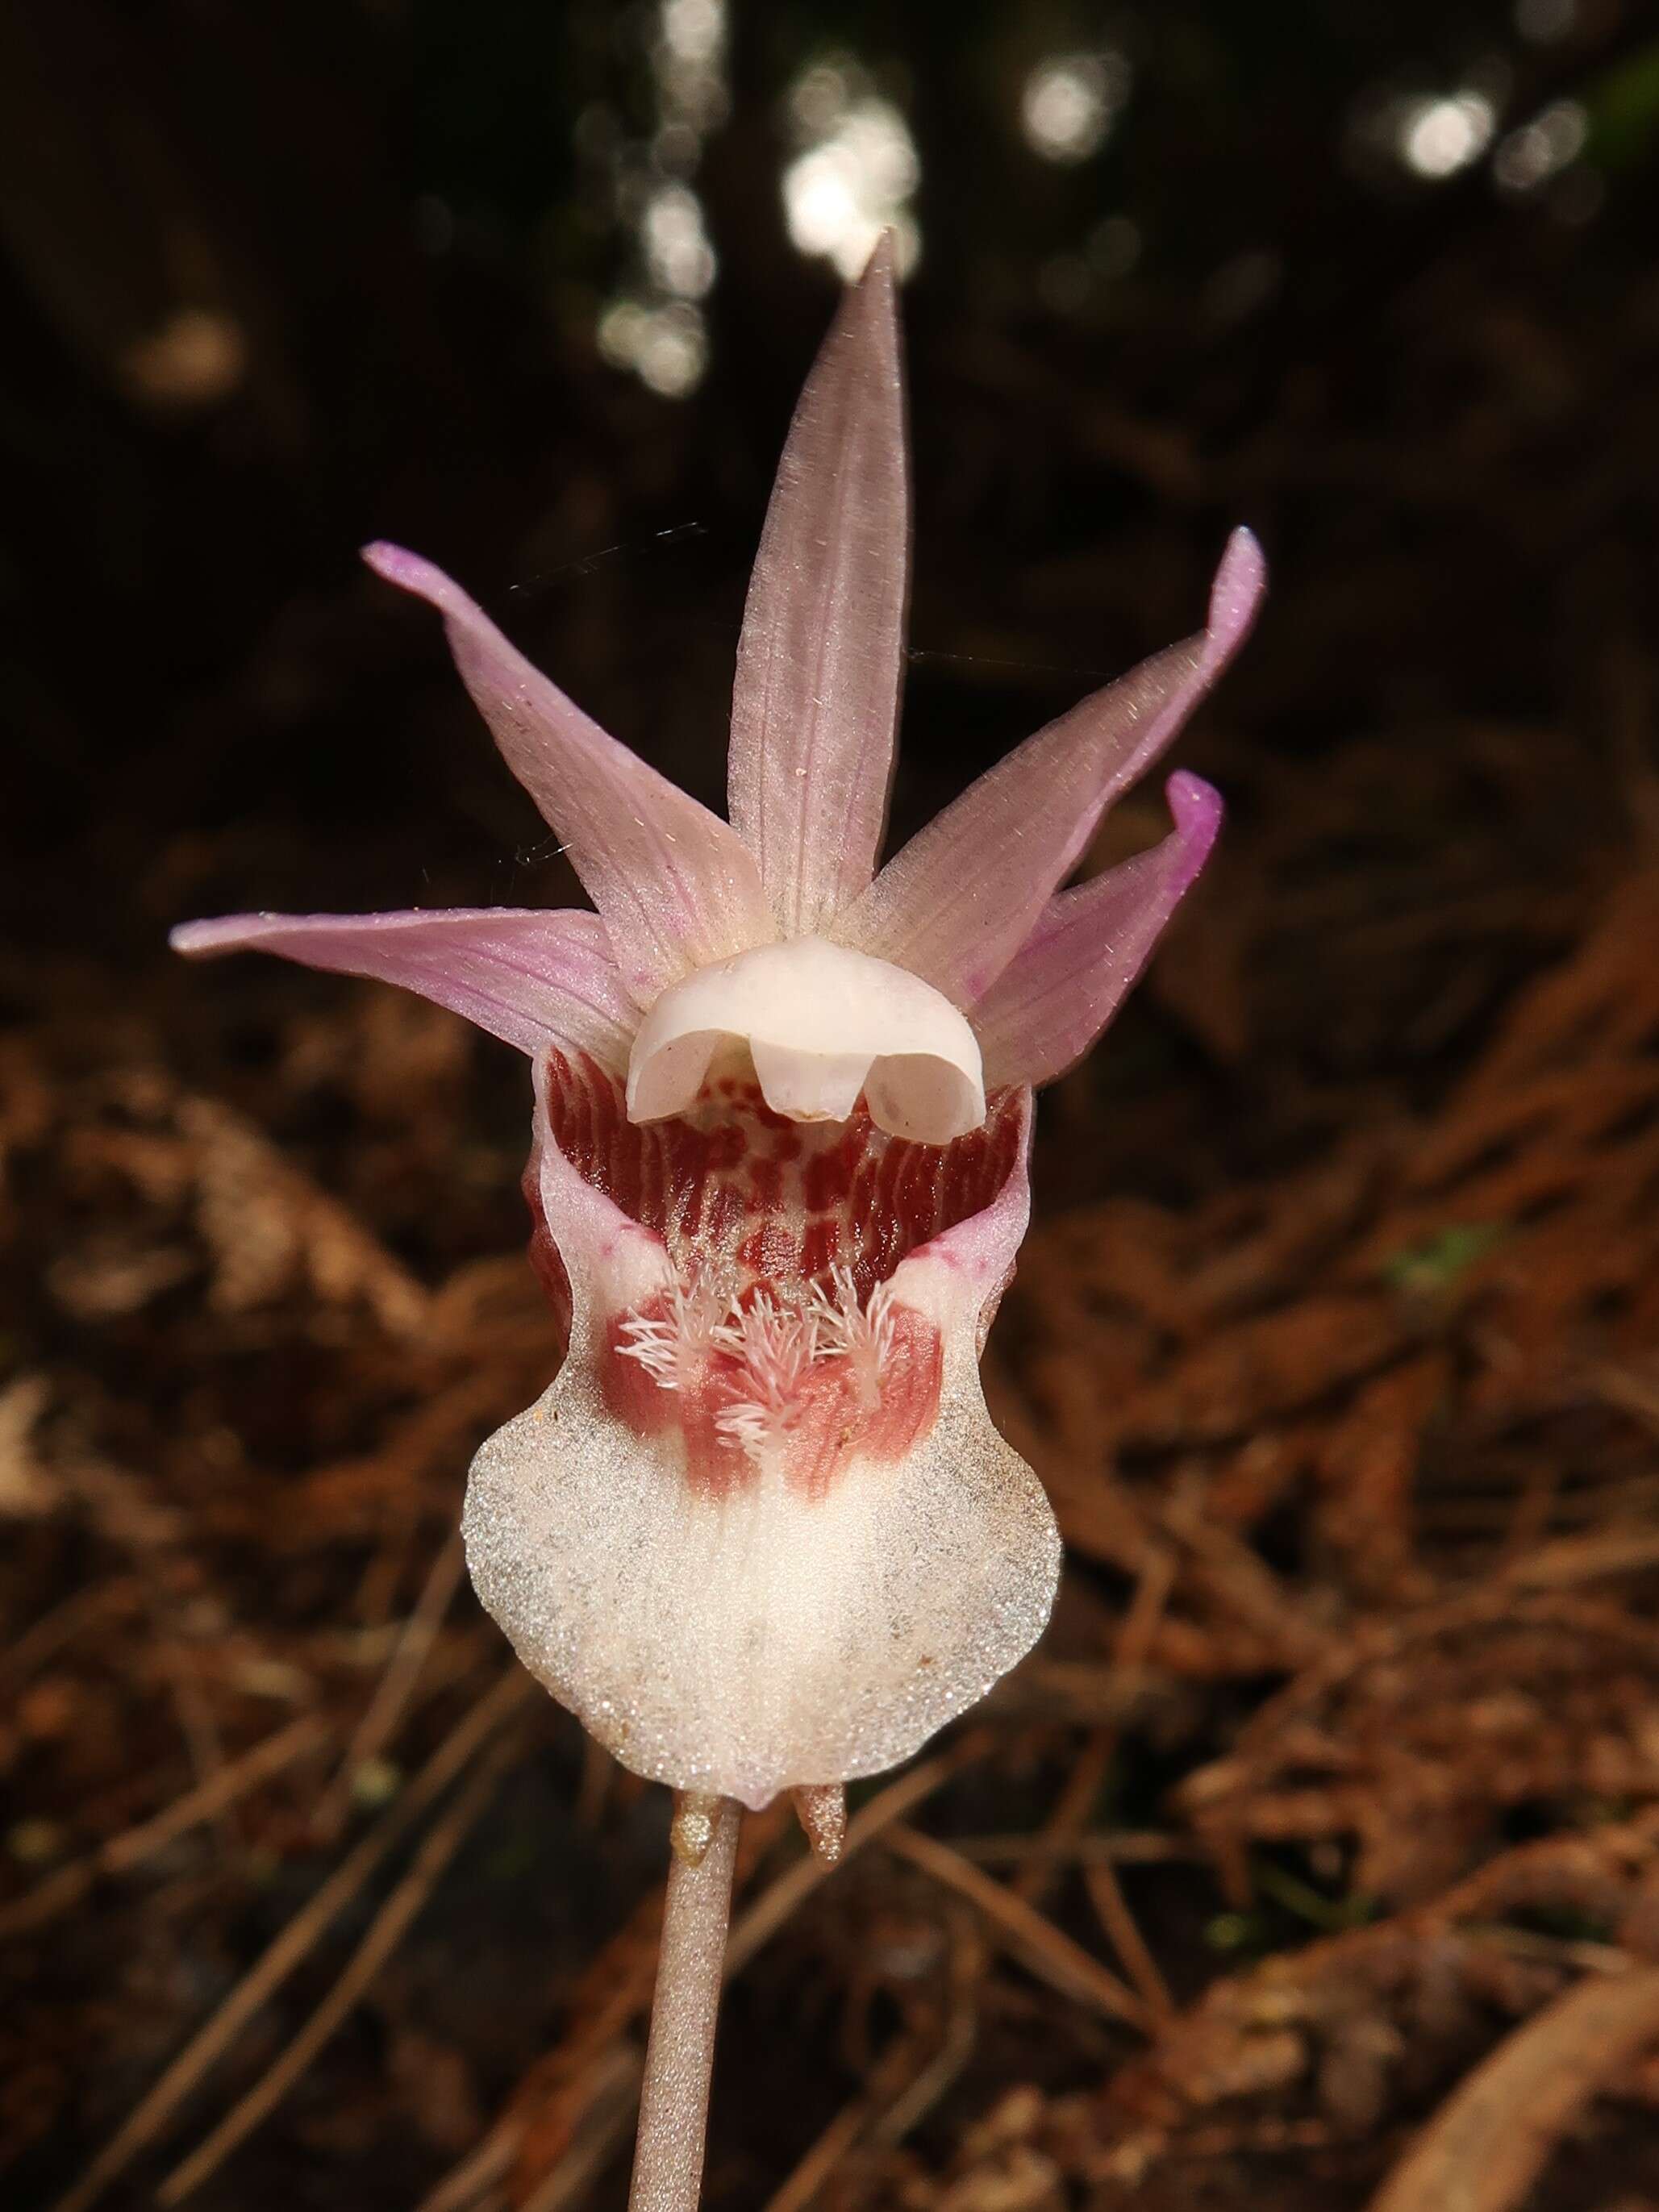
<box><xmin>526</xmin><ymin>1050</ymin><xmax>1021</xmax><ymax>1500</ymax></box>
<box><xmin>601</xmin><ymin>1285</ymin><xmax>944</xmax><ymax>1502</ymax></box>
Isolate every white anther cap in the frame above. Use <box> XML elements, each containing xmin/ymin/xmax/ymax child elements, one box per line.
<box><xmin>626</xmin><ymin>937</ymin><xmax>986</xmax><ymax>1143</ymax></box>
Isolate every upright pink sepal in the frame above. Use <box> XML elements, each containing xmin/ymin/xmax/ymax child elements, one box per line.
<box><xmin>836</xmin><ymin>529</ymin><xmax>1263</xmax><ymax>1007</ymax></box>
<box><xmin>727</xmin><ymin>237</ymin><xmax>910</xmax><ymax>936</ymax></box>
<box><xmin>169</xmin><ymin>906</ymin><xmax>640</xmax><ymax>1068</ymax></box>
<box><xmin>363</xmin><ymin>544</ymin><xmax>776</xmax><ymax>1006</ymax></box>
<box><xmin>973</xmin><ymin>772</ymin><xmax>1223</xmax><ymax>1089</ymax></box>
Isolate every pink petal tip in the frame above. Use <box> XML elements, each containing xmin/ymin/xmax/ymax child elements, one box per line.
<box><xmin>361</xmin><ymin>540</ymin><xmax>461</xmax><ymax>611</ymax></box>
<box><xmin>1165</xmin><ymin>768</ymin><xmax>1225</xmax><ymax>851</ymax></box>
<box><xmin>860</xmin><ymin>230</ymin><xmax>898</xmax><ymax>283</ymax></box>
<box><xmin>1205</xmin><ymin>527</ymin><xmax>1267</xmax><ymax>666</ymax></box>
<box><xmin>169</xmin><ymin>919</ymin><xmax>223</xmax><ymax>956</ymax></box>
<box><xmin>971</xmin><ymin>769</ymin><xmax>1225</xmax><ymax>1091</ymax></box>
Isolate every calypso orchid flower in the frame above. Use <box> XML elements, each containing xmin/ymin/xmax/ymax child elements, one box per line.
<box><xmin>173</xmin><ymin>236</ymin><xmax>1262</xmax><ymax>2211</ymax></box>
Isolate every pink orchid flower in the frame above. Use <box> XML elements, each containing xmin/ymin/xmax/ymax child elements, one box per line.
<box><xmin>174</xmin><ymin>240</ymin><xmax>1262</xmax><ymax>1825</ymax></box>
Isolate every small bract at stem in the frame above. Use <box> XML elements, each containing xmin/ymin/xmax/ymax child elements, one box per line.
<box><xmin>791</xmin><ymin>1782</ymin><xmax>847</xmax><ymax>1863</ymax></box>
<box><xmin>629</xmin><ymin>1793</ymin><xmax>742</xmax><ymax>2212</ymax></box>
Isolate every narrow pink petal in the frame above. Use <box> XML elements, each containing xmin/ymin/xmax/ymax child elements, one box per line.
<box><xmin>837</xmin><ymin>528</ymin><xmax>1263</xmax><ymax>1006</ymax></box>
<box><xmin>363</xmin><ymin>544</ymin><xmax>775</xmax><ymax>1005</ymax></box>
<box><xmin>727</xmin><ymin>235</ymin><xmax>909</xmax><ymax>935</ymax></box>
<box><xmin>170</xmin><ymin>906</ymin><xmax>640</xmax><ymax>1069</ymax></box>
<box><xmin>973</xmin><ymin>772</ymin><xmax>1222</xmax><ymax>1089</ymax></box>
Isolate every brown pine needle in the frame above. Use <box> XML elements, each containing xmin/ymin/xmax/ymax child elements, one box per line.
<box><xmin>518</xmin><ymin>2047</ymin><xmax>646</xmax><ymax>2212</ymax></box>
<box><xmin>0</xmin><ymin>1713</ymin><xmax>327</xmax><ymax>1939</ymax></box>
<box><xmin>1011</xmin><ymin>1552</ymin><xmax>1173</xmax><ymax>1914</ymax></box>
<box><xmin>312</xmin><ymin>1527</ymin><xmax>468</xmax><ymax>1839</ymax></box>
<box><xmin>760</xmin><ymin>2092</ymin><xmax>877</xmax><ymax>2212</ymax></box>
<box><xmin>1084</xmin><ymin>1856</ymin><xmax>1173</xmax><ymax>2018</ymax></box>
<box><xmin>1366</xmin><ymin>1964</ymin><xmax>1659</xmax><ymax>2212</ymax></box>
<box><xmin>760</xmin><ymin>2035</ymin><xmax>930</xmax><ymax>2212</ymax></box>
<box><xmin>159</xmin><ymin>1736</ymin><xmax>515</xmax><ymax>2204</ymax></box>
<box><xmin>51</xmin><ymin>1665</ymin><xmax>531</xmax><ymax>2212</ymax></box>
<box><xmin>0</xmin><ymin>1579</ymin><xmax>142</xmax><ymax>1693</ymax></box>
<box><xmin>882</xmin><ymin>1823</ymin><xmax>1152</xmax><ymax>2031</ymax></box>
<box><xmin>411</xmin><ymin>2121</ymin><xmax>518</xmax><ymax>2212</ymax></box>
<box><xmin>872</xmin><ymin>1914</ymin><xmax>983</xmax><ymax>2147</ymax></box>
<box><xmin>951</xmin><ymin>1829</ymin><xmax>1193</xmax><ymax>1868</ymax></box>
<box><xmin>1010</xmin><ymin>1730</ymin><xmax>1114</xmax><ymax>1908</ymax></box>
<box><xmin>726</xmin><ymin>1731</ymin><xmax>992</xmax><ymax>1978</ymax></box>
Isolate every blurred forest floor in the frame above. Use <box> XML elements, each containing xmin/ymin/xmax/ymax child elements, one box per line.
<box><xmin>7</xmin><ymin>4</ymin><xmax>1659</xmax><ymax>2210</ymax></box>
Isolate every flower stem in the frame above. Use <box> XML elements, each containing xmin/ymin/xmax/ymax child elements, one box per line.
<box><xmin>628</xmin><ymin>1794</ymin><xmax>741</xmax><ymax>2212</ymax></box>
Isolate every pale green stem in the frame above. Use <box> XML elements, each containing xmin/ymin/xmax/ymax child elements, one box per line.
<box><xmin>627</xmin><ymin>1795</ymin><xmax>741</xmax><ymax>2212</ymax></box>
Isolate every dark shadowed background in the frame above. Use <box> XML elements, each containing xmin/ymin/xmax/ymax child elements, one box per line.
<box><xmin>6</xmin><ymin>2</ymin><xmax>1659</xmax><ymax>2209</ymax></box>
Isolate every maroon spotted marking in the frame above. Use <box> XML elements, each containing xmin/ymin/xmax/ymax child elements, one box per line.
<box><xmin>536</xmin><ymin>1051</ymin><xmax>1019</xmax><ymax>1302</ymax></box>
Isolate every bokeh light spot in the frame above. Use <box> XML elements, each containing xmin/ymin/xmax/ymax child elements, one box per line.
<box><xmin>1399</xmin><ymin>92</ymin><xmax>1497</xmax><ymax>178</ymax></box>
<box><xmin>782</xmin><ymin>61</ymin><xmax>920</xmax><ymax>281</ymax></box>
<box><xmin>1493</xmin><ymin>99</ymin><xmax>1586</xmax><ymax>192</ymax></box>
<box><xmin>1515</xmin><ymin>0</ymin><xmax>1576</xmax><ymax>41</ymax></box>
<box><xmin>1020</xmin><ymin>52</ymin><xmax>1128</xmax><ymax>164</ymax></box>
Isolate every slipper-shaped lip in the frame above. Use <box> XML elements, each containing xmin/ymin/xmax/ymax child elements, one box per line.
<box><xmin>461</xmin><ymin>1060</ymin><xmax>1057</xmax><ymax>1808</ymax></box>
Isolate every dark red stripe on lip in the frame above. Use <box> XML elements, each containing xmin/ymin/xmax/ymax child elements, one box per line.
<box><xmin>539</xmin><ymin>1052</ymin><xmax>1017</xmax><ymax>1289</ymax></box>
